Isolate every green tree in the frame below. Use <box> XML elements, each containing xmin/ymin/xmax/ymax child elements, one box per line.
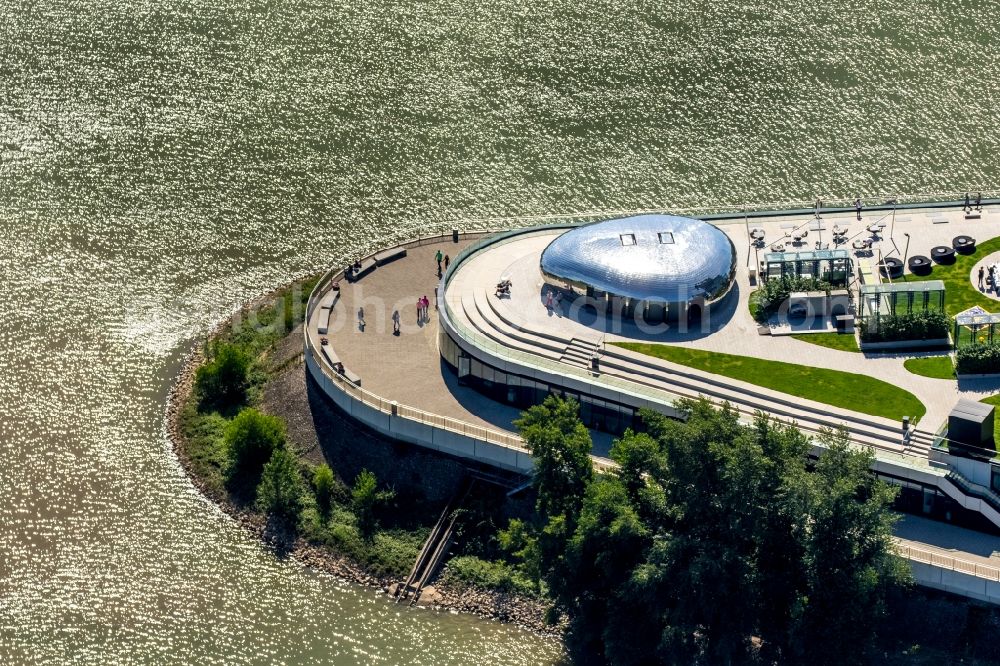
<box><xmin>520</xmin><ymin>398</ymin><xmax>907</xmax><ymax>665</ymax></box>
<box><xmin>791</xmin><ymin>430</ymin><xmax>910</xmax><ymax>665</ymax></box>
<box><xmin>313</xmin><ymin>464</ymin><xmax>335</xmax><ymax>517</ymax></box>
<box><xmin>515</xmin><ymin>395</ymin><xmax>594</xmax><ymax>522</ymax></box>
<box><xmin>224</xmin><ymin>408</ymin><xmax>286</xmax><ymax>481</ymax></box>
<box><xmin>511</xmin><ymin>396</ymin><xmax>595</xmax><ymax>605</ymax></box>
<box><xmin>352</xmin><ymin>469</ymin><xmax>395</xmax><ymax>536</ymax></box>
<box><xmin>256</xmin><ymin>449</ymin><xmax>303</xmax><ymax>522</ymax></box>
<box><xmin>196</xmin><ymin>342</ymin><xmax>252</xmax><ymax>409</ymax></box>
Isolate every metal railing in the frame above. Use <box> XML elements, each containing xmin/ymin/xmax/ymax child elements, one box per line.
<box><xmin>895</xmin><ymin>540</ymin><xmax>1000</xmax><ymax>582</ymax></box>
<box><xmin>442</xmin><ymin>192</ymin><xmax>1000</xmax><ymax>228</ymax></box>
<box><xmin>306</xmin><ymin>344</ymin><xmax>526</xmax><ymax>450</ymax></box>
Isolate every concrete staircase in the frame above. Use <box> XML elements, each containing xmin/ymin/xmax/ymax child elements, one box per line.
<box><xmin>560</xmin><ymin>338</ymin><xmax>600</xmax><ymax>369</ymax></box>
<box><xmin>456</xmin><ymin>288</ymin><xmax>931</xmax><ymax>460</ymax></box>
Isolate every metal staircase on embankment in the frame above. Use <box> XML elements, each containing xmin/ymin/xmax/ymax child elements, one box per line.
<box><xmin>394</xmin><ymin>476</ymin><xmax>474</xmax><ymax>605</ymax></box>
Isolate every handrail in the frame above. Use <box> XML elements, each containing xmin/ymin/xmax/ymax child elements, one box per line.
<box><xmin>306</xmin><ymin>344</ymin><xmax>525</xmax><ymax>449</ymax></box>
<box><xmin>946</xmin><ymin>469</ymin><xmax>1000</xmax><ymax>515</ymax></box>
<box><xmin>306</xmin><ymin>202</ymin><xmax>988</xmax><ymax>478</ymax></box>
<box><xmin>440</xmin><ymin>194</ymin><xmax>998</xmax><ymax>228</ymax></box>
<box><xmin>895</xmin><ymin>540</ymin><xmax>1000</xmax><ymax>582</ymax></box>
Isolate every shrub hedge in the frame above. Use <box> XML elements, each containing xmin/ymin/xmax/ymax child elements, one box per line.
<box><xmin>860</xmin><ymin>310</ymin><xmax>950</xmax><ymax>343</ymax></box>
<box><xmin>753</xmin><ymin>276</ymin><xmax>832</xmax><ymax>322</ymax></box>
<box><xmin>956</xmin><ymin>344</ymin><xmax>1000</xmax><ymax>375</ymax></box>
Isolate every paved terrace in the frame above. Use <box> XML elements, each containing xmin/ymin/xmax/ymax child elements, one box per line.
<box><xmin>306</xmin><ymin>206</ymin><xmax>1000</xmax><ymax>458</ymax></box>
<box><xmin>443</xmin><ymin>206</ymin><xmax>1000</xmax><ymax>442</ymax></box>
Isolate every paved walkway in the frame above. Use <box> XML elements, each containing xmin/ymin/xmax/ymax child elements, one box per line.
<box><xmin>970</xmin><ymin>251</ymin><xmax>1000</xmax><ymax>303</ymax></box>
<box><xmin>305</xmin><ymin>242</ymin><xmax>618</xmax><ymax>454</ymax></box>
<box><xmin>895</xmin><ymin>513</ymin><xmax>1000</xmax><ymax>570</ymax></box>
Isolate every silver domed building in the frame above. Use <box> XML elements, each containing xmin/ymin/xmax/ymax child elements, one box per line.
<box><xmin>540</xmin><ymin>214</ymin><xmax>737</xmax><ymax>323</ymax></box>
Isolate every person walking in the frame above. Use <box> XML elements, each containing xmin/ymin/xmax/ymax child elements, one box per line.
<box><xmin>444</xmin><ymin>254</ymin><xmax>450</xmax><ymax>270</ymax></box>
<box><xmin>358</xmin><ymin>306</ymin><xmax>365</xmax><ymax>332</ymax></box>
<box><xmin>964</xmin><ymin>192</ymin><xmax>971</xmax><ymax>212</ymax></box>
<box><xmin>979</xmin><ymin>266</ymin><xmax>985</xmax><ymax>289</ymax></box>
<box><xmin>392</xmin><ymin>309</ymin><xmax>400</xmax><ymax>334</ymax></box>
<box><xmin>545</xmin><ymin>291</ymin><xmax>554</xmax><ymax>311</ymax></box>
<box><xmin>976</xmin><ymin>192</ymin><xmax>983</xmax><ymax>211</ymax></box>
<box><xmin>435</xmin><ymin>249</ymin><xmax>443</xmax><ymax>273</ymax></box>
<box><xmin>416</xmin><ymin>298</ymin><xmax>423</xmax><ymax>324</ymax></box>
<box><xmin>854</xmin><ymin>197</ymin><xmax>862</xmax><ymax>221</ymax></box>
<box><xmin>421</xmin><ymin>295</ymin><xmax>429</xmax><ymax>321</ymax></box>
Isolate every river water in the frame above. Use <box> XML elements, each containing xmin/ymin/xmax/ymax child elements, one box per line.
<box><xmin>0</xmin><ymin>1</ymin><xmax>998</xmax><ymax>664</ymax></box>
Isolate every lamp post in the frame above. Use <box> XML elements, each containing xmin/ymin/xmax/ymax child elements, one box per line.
<box><xmin>902</xmin><ymin>232</ymin><xmax>911</xmax><ymax>272</ymax></box>
<box><xmin>887</xmin><ymin>197</ymin><xmax>898</xmax><ymax>237</ymax></box>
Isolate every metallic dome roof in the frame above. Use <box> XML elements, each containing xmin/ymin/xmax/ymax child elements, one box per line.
<box><xmin>540</xmin><ymin>214</ymin><xmax>736</xmax><ymax>304</ymax></box>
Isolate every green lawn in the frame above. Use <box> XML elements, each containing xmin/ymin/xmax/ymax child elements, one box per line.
<box><xmin>615</xmin><ymin>342</ymin><xmax>925</xmax><ymax>421</ymax></box>
<box><xmin>981</xmin><ymin>394</ymin><xmax>1000</xmax><ymax>409</ymax></box>
<box><xmin>906</xmin><ymin>235</ymin><xmax>1000</xmax><ymax>316</ymax></box>
<box><xmin>790</xmin><ymin>332</ymin><xmax>860</xmax><ymax>353</ymax></box>
<box><xmin>903</xmin><ymin>356</ymin><xmax>955</xmax><ymax>379</ymax></box>
<box><xmin>979</xmin><ymin>394</ymin><xmax>1000</xmax><ymax>444</ymax></box>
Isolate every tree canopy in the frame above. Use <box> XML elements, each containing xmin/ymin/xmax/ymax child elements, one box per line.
<box><xmin>224</xmin><ymin>408</ymin><xmax>286</xmax><ymax>481</ymax></box>
<box><xmin>257</xmin><ymin>448</ymin><xmax>304</xmax><ymax>522</ymax></box>
<box><xmin>509</xmin><ymin>396</ymin><xmax>908</xmax><ymax>665</ymax></box>
<box><xmin>196</xmin><ymin>342</ymin><xmax>252</xmax><ymax>409</ymax></box>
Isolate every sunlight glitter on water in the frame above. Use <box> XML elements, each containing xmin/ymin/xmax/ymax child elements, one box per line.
<box><xmin>0</xmin><ymin>0</ymin><xmax>997</xmax><ymax>663</ymax></box>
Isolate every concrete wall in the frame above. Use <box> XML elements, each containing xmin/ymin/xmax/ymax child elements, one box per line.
<box><xmin>305</xmin><ymin>350</ymin><xmax>534</xmax><ymax>475</ymax></box>
<box><xmin>936</xmin><ymin>450</ymin><xmax>994</xmax><ymax>489</ymax></box>
<box><xmin>909</xmin><ymin>560</ymin><xmax>1000</xmax><ymax>606</ymax></box>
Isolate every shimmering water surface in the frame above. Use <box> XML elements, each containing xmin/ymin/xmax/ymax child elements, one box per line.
<box><xmin>1</xmin><ymin>0</ymin><xmax>998</xmax><ymax>663</ymax></box>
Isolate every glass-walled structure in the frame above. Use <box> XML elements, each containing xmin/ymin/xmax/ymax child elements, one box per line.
<box><xmin>762</xmin><ymin>249</ymin><xmax>852</xmax><ymax>286</ymax></box>
<box><xmin>856</xmin><ymin>281</ymin><xmax>946</xmax><ymax>324</ymax></box>
<box><xmin>953</xmin><ymin>310</ymin><xmax>1000</xmax><ymax>348</ymax></box>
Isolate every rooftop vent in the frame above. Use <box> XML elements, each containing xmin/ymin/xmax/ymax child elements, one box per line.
<box><xmin>620</xmin><ymin>233</ymin><xmax>636</xmax><ymax>246</ymax></box>
<box><xmin>658</xmin><ymin>232</ymin><xmax>675</xmax><ymax>244</ymax></box>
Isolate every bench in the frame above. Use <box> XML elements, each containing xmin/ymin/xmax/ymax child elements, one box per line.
<box><xmin>374</xmin><ymin>247</ymin><xmax>407</xmax><ymax>267</ymax></box>
<box><xmin>320</xmin><ymin>345</ymin><xmax>361</xmax><ymax>386</ymax></box>
<box><xmin>321</xmin><ymin>345</ymin><xmax>340</xmax><ymax>368</ymax></box>
<box><xmin>353</xmin><ymin>258</ymin><xmax>377</xmax><ymax>280</ymax></box>
<box><xmin>317</xmin><ymin>292</ymin><xmax>340</xmax><ymax>334</ymax></box>
<box><xmin>835</xmin><ymin>314</ymin><xmax>855</xmax><ymax>332</ymax></box>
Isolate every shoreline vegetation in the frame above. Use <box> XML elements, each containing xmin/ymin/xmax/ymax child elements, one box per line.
<box><xmin>167</xmin><ymin>272</ymin><xmax>1000</xmax><ymax>664</ymax></box>
<box><xmin>166</xmin><ymin>274</ymin><xmax>558</xmax><ymax>636</ymax></box>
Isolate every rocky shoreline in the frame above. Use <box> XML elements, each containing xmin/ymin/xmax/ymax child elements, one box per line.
<box><xmin>163</xmin><ymin>276</ymin><xmax>561</xmax><ymax>638</ymax></box>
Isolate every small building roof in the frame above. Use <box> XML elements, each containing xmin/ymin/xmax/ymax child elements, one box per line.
<box><xmin>763</xmin><ymin>249</ymin><xmax>850</xmax><ymax>262</ymax></box>
<box><xmin>859</xmin><ymin>280</ymin><xmax>945</xmax><ymax>296</ymax></box>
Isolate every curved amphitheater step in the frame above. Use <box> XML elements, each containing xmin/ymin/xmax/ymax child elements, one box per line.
<box><xmin>466</xmin><ymin>288</ymin><xmax>920</xmax><ymax>456</ymax></box>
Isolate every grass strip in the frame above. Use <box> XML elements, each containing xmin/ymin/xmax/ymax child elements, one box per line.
<box><xmin>614</xmin><ymin>342</ymin><xmax>925</xmax><ymax>421</ymax></box>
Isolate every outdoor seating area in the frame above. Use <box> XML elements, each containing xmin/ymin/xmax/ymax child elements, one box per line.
<box><xmin>931</xmin><ymin>245</ymin><xmax>956</xmax><ymax>263</ymax></box>
<box><xmin>761</xmin><ymin>249</ymin><xmax>852</xmax><ymax>286</ymax></box>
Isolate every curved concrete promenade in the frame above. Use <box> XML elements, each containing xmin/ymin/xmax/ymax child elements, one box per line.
<box><xmin>301</xmin><ymin>203</ymin><xmax>1000</xmax><ymax>604</ymax></box>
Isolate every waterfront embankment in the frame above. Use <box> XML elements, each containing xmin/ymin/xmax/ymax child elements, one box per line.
<box><xmin>164</xmin><ymin>274</ymin><xmax>558</xmax><ymax>635</ymax></box>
